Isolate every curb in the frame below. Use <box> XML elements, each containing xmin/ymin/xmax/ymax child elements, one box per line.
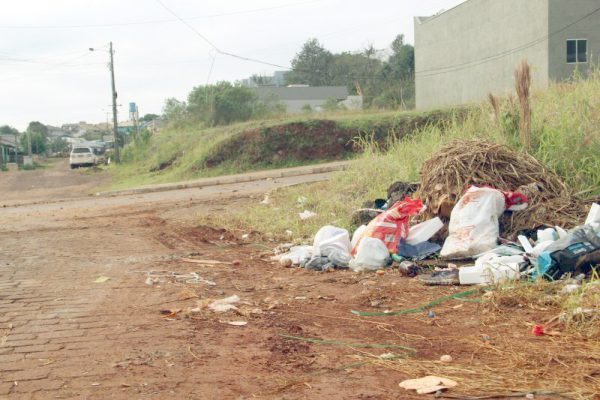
<box><xmin>96</xmin><ymin>162</ymin><xmax>351</xmax><ymax>197</ymax></box>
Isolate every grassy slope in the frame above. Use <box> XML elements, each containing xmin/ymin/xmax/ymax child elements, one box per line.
<box><xmin>109</xmin><ymin>109</ymin><xmax>455</xmax><ymax>190</ymax></box>
<box><xmin>209</xmin><ymin>72</ymin><xmax>600</xmax><ymax>240</ymax></box>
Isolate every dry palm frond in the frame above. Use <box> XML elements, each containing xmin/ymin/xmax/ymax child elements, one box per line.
<box><xmin>418</xmin><ymin>140</ymin><xmax>587</xmax><ymax>238</ymax></box>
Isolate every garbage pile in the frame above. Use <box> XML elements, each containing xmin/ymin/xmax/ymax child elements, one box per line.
<box><xmin>275</xmin><ymin>140</ymin><xmax>600</xmax><ymax>285</ymax></box>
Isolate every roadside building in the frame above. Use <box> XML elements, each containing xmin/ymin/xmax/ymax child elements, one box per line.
<box><xmin>253</xmin><ymin>85</ymin><xmax>363</xmax><ymax>114</ymax></box>
<box><xmin>415</xmin><ymin>0</ymin><xmax>600</xmax><ymax>109</ymax></box>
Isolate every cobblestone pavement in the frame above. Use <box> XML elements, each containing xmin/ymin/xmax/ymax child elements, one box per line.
<box><xmin>0</xmin><ymin>173</ymin><xmax>330</xmax><ymax>399</ymax></box>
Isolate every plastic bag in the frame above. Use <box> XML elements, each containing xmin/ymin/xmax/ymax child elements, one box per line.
<box><xmin>313</xmin><ymin>226</ymin><xmax>352</xmax><ymax>256</ymax></box>
<box><xmin>279</xmin><ymin>245</ymin><xmax>313</xmax><ymax>265</ymax></box>
<box><xmin>350</xmin><ymin>237</ymin><xmax>390</xmax><ymax>271</ymax></box>
<box><xmin>354</xmin><ymin>197</ymin><xmax>423</xmax><ymax>254</ymax></box>
<box><xmin>351</xmin><ymin>225</ymin><xmax>368</xmax><ymax>249</ymax></box>
<box><xmin>441</xmin><ymin>186</ymin><xmax>515</xmax><ymax>259</ymax></box>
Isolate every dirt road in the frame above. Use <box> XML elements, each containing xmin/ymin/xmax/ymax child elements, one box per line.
<box><xmin>0</xmin><ymin>166</ymin><xmax>594</xmax><ymax>399</ymax></box>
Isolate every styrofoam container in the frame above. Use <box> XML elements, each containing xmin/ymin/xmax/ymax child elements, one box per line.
<box><xmin>406</xmin><ymin>217</ymin><xmax>443</xmax><ymax>245</ymax></box>
<box><xmin>585</xmin><ymin>203</ymin><xmax>600</xmax><ymax>226</ymax></box>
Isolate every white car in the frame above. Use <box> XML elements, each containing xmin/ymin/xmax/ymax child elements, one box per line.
<box><xmin>69</xmin><ymin>146</ymin><xmax>98</xmax><ymax>169</ymax></box>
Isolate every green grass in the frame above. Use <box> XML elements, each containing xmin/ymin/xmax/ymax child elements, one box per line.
<box><xmin>208</xmin><ymin>71</ymin><xmax>600</xmax><ymax>240</ymax></box>
<box><xmin>108</xmin><ymin>108</ymin><xmax>456</xmax><ymax>190</ymax></box>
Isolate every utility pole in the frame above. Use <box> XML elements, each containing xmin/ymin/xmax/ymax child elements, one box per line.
<box><xmin>109</xmin><ymin>42</ymin><xmax>120</xmax><ymax>163</ymax></box>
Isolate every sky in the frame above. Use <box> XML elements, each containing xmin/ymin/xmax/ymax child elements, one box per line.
<box><xmin>0</xmin><ymin>0</ymin><xmax>464</xmax><ymax>131</ymax></box>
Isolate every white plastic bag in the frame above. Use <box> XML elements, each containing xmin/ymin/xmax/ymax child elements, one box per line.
<box><xmin>441</xmin><ymin>186</ymin><xmax>506</xmax><ymax>259</ymax></box>
<box><xmin>351</xmin><ymin>225</ymin><xmax>368</xmax><ymax>249</ymax></box>
<box><xmin>279</xmin><ymin>245</ymin><xmax>314</xmax><ymax>265</ymax></box>
<box><xmin>313</xmin><ymin>226</ymin><xmax>352</xmax><ymax>257</ymax></box>
<box><xmin>349</xmin><ymin>237</ymin><xmax>390</xmax><ymax>271</ymax></box>
<box><xmin>458</xmin><ymin>254</ymin><xmax>524</xmax><ymax>285</ymax></box>
<box><xmin>585</xmin><ymin>203</ymin><xmax>600</xmax><ymax>226</ymax></box>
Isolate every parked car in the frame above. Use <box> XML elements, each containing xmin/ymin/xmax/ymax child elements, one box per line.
<box><xmin>69</xmin><ymin>146</ymin><xmax>98</xmax><ymax>169</ymax></box>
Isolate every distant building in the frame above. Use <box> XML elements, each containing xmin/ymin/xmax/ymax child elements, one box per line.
<box><xmin>253</xmin><ymin>86</ymin><xmax>363</xmax><ymax>114</ymax></box>
<box><xmin>242</xmin><ymin>70</ymin><xmax>287</xmax><ymax>87</ymax></box>
<box><xmin>414</xmin><ymin>0</ymin><xmax>600</xmax><ymax>109</ymax></box>
<box><xmin>0</xmin><ymin>135</ymin><xmax>18</xmax><ymax>163</ymax></box>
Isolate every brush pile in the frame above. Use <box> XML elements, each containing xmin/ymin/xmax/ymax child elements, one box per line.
<box><xmin>418</xmin><ymin>140</ymin><xmax>588</xmax><ymax>238</ymax></box>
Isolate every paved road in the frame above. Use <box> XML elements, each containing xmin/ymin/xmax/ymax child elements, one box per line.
<box><xmin>0</xmin><ymin>166</ymin><xmax>343</xmax><ymax>399</ymax></box>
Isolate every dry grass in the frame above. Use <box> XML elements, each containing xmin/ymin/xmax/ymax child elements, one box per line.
<box><xmin>515</xmin><ymin>60</ymin><xmax>532</xmax><ymax>151</ymax></box>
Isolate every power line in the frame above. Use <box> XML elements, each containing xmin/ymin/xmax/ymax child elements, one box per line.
<box><xmin>416</xmin><ymin>5</ymin><xmax>600</xmax><ymax>78</ymax></box>
<box><xmin>0</xmin><ymin>0</ymin><xmax>321</xmax><ymax>29</ymax></box>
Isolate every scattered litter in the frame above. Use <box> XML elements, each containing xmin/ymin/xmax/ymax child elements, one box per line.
<box><xmin>406</xmin><ymin>217</ymin><xmax>443</xmax><ymax>246</ymax></box>
<box><xmin>145</xmin><ymin>277</ymin><xmax>159</xmax><ymax>286</ymax></box>
<box><xmin>260</xmin><ymin>194</ymin><xmax>270</xmax><ymax>205</ymax></box>
<box><xmin>94</xmin><ymin>276</ymin><xmax>110</xmax><ymax>283</ymax></box>
<box><xmin>159</xmin><ymin>309</ymin><xmax>181</xmax><ymax>318</ymax></box>
<box><xmin>221</xmin><ymin>320</ymin><xmax>247</xmax><ymax>326</ymax></box>
<box><xmin>350</xmin><ymin>237</ymin><xmax>390</xmax><ymax>271</ymax></box>
<box><xmin>351</xmin><ymin>289</ymin><xmax>480</xmax><ymax>317</ymax></box>
<box><xmin>241</xmin><ymin>233</ymin><xmax>250</xmax><ymax>240</ymax></box>
<box><xmin>208</xmin><ymin>295</ymin><xmax>240</xmax><ymax>313</ymax></box>
<box><xmin>378</xmin><ymin>352</ymin><xmax>397</xmax><ymax>360</ymax></box>
<box><xmin>181</xmin><ymin>258</ymin><xmax>229</xmax><ymax>265</ymax></box>
<box><xmin>427</xmin><ymin>311</ymin><xmax>436</xmax><ymax>318</ymax></box>
<box><xmin>299</xmin><ymin>210</ymin><xmax>317</xmax><ymax>220</ymax></box>
<box><xmin>399</xmin><ymin>376</ymin><xmax>458</xmax><ymax>394</ymax></box>
<box><xmin>440</xmin><ymin>354</ymin><xmax>453</xmax><ymax>363</ymax></box>
<box><xmin>353</xmin><ymin>197</ymin><xmax>424</xmax><ymax>254</ymax></box>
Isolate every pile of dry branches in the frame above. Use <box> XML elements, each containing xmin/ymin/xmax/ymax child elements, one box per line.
<box><xmin>418</xmin><ymin>140</ymin><xmax>588</xmax><ymax>238</ymax></box>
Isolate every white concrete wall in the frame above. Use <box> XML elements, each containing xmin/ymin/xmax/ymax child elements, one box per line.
<box><xmin>415</xmin><ymin>0</ymin><xmax>550</xmax><ymax>109</ymax></box>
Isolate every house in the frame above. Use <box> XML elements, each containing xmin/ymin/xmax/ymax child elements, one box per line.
<box><xmin>253</xmin><ymin>86</ymin><xmax>363</xmax><ymax>114</ymax></box>
<box><xmin>414</xmin><ymin>0</ymin><xmax>600</xmax><ymax>109</ymax></box>
<box><xmin>0</xmin><ymin>135</ymin><xmax>18</xmax><ymax>164</ymax></box>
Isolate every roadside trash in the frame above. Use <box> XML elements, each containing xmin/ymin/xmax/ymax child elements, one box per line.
<box><xmin>351</xmin><ymin>225</ymin><xmax>368</xmax><ymax>249</ymax></box>
<box><xmin>94</xmin><ymin>276</ymin><xmax>110</xmax><ymax>283</ymax></box>
<box><xmin>458</xmin><ymin>254</ymin><xmax>525</xmax><ymax>285</ymax></box>
<box><xmin>260</xmin><ymin>195</ymin><xmax>270</xmax><ymax>205</ymax></box>
<box><xmin>418</xmin><ymin>269</ymin><xmax>460</xmax><ymax>286</ymax></box>
<box><xmin>145</xmin><ymin>277</ymin><xmax>159</xmax><ymax>285</ymax></box>
<box><xmin>397</xmin><ymin>240</ymin><xmax>441</xmax><ymax>261</ymax></box>
<box><xmin>278</xmin><ymin>245</ymin><xmax>313</xmax><ymax>265</ymax></box>
<box><xmin>561</xmin><ymin>284</ymin><xmax>580</xmax><ymax>294</ymax></box>
<box><xmin>534</xmin><ymin>225</ymin><xmax>600</xmax><ymax>280</ymax></box>
<box><xmin>406</xmin><ymin>217</ymin><xmax>443</xmax><ymax>245</ymax></box>
<box><xmin>397</xmin><ymin>261</ymin><xmax>419</xmax><ymax>277</ymax></box>
<box><xmin>441</xmin><ymin>186</ymin><xmax>528</xmax><ymax>259</ymax></box>
<box><xmin>354</xmin><ymin>197</ymin><xmax>424</xmax><ymax>254</ymax></box>
<box><xmin>378</xmin><ymin>352</ymin><xmax>397</xmax><ymax>360</ymax></box>
<box><xmin>531</xmin><ymin>324</ymin><xmax>560</xmax><ymax>336</ymax></box>
<box><xmin>440</xmin><ymin>355</ymin><xmax>453</xmax><ymax>363</ymax></box>
<box><xmin>208</xmin><ymin>295</ymin><xmax>240</xmax><ymax>313</ymax></box>
<box><xmin>299</xmin><ymin>210</ymin><xmax>317</xmax><ymax>220</ymax></box>
<box><xmin>241</xmin><ymin>234</ymin><xmax>250</xmax><ymax>240</ymax></box>
<box><xmin>159</xmin><ymin>308</ymin><xmax>181</xmax><ymax>317</ymax></box>
<box><xmin>399</xmin><ymin>376</ymin><xmax>458</xmax><ymax>395</ymax></box>
<box><xmin>585</xmin><ymin>203</ymin><xmax>600</xmax><ymax>226</ymax></box>
<box><xmin>350</xmin><ymin>237</ymin><xmax>390</xmax><ymax>271</ymax></box>
<box><xmin>428</xmin><ymin>310</ymin><xmax>436</xmax><ymax>318</ymax></box>
<box><xmin>221</xmin><ymin>320</ymin><xmax>247</xmax><ymax>326</ymax></box>
<box><xmin>537</xmin><ymin>228</ymin><xmax>558</xmax><ymax>242</ymax></box>
<box><xmin>313</xmin><ymin>226</ymin><xmax>351</xmax><ymax>256</ymax></box>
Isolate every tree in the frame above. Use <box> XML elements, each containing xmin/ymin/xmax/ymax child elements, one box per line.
<box><xmin>212</xmin><ymin>82</ymin><xmax>257</xmax><ymax>125</ymax></box>
<box><xmin>21</xmin><ymin>121</ymin><xmax>48</xmax><ymax>154</ymax></box>
<box><xmin>162</xmin><ymin>98</ymin><xmax>187</xmax><ymax>121</ymax></box>
<box><xmin>0</xmin><ymin>125</ymin><xmax>19</xmax><ymax>136</ymax></box>
<box><xmin>49</xmin><ymin>137</ymin><xmax>69</xmax><ymax>154</ymax></box>
<box><xmin>139</xmin><ymin>113</ymin><xmax>159</xmax><ymax>123</ymax></box>
<box><xmin>286</xmin><ymin>39</ymin><xmax>334</xmax><ymax>86</ymax></box>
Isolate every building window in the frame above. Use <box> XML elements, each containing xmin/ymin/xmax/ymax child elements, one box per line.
<box><xmin>567</xmin><ymin>39</ymin><xmax>588</xmax><ymax>63</ymax></box>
